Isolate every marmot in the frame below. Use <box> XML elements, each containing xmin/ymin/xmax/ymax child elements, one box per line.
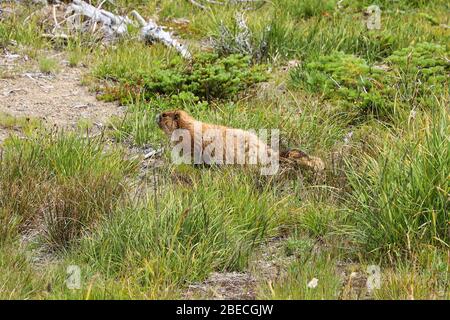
<box><xmin>157</xmin><ymin>109</ymin><xmax>324</xmax><ymax>173</ymax></box>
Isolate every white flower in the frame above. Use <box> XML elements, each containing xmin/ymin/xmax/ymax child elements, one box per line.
<box><xmin>307</xmin><ymin>278</ymin><xmax>319</xmax><ymax>289</ymax></box>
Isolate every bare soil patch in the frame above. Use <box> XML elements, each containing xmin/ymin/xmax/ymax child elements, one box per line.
<box><xmin>0</xmin><ymin>49</ymin><xmax>124</xmax><ymax>144</ymax></box>
<box><xmin>184</xmin><ymin>239</ymin><xmax>294</xmax><ymax>300</ymax></box>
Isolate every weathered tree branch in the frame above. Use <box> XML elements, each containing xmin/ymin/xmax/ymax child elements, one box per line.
<box><xmin>131</xmin><ymin>10</ymin><xmax>192</xmax><ymax>60</ymax></box>
<box><xmin>66</xmin><ymin>0</ymin><xmax>191</xmax><ymax>59</ymax></box>
<box><xmin>68</xmin><ymin>0</ymin><xmax>131</xmax><ymax>35</ymax></box>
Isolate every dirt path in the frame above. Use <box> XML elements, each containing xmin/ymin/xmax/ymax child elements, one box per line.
<box><xmin>0</xmin><ymin>49</ymin><xmax>124</xmax><ymax>144</ymax></box>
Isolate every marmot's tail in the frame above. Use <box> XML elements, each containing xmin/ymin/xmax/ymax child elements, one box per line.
<box><xmin>280</xmin><ymin>148</ymin><xmax>325</xmax><ymax>172</ymax></box>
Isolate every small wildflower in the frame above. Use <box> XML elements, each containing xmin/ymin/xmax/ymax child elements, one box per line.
<box><xmin>307</xmin><ymin>278</ymin><xmax>319</xmax><ymax>289</ymax></box>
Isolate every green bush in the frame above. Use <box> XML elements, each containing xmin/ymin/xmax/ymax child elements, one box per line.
<box><xmin>290</xmin><ymin>51</ymin><xmax>385</xmax><ymax>112</ymax></box>
<box><xmin>386</xmin><ymin>42</ymin><xmax>449</xmax><ymax>104</ymax></box>
<box><xmin>96</xmin><ymin>52</ymin><xmax>267</xmax><ymax>103</ymax></box>
<box><xmin>290</xmin><ymin>42</ymin><xmax>449</xmax><ymax>117</ymax></box>
<box><xmin>291</xmin><ymin>52</ymin><xmax>376</xmax><ymax>98</ymax></box>
<box><xmin>258</xmin><ymin>252</ymin><xmax>342</xmax><ymax>299</ymax></box>
<box><xmin>185</xmin><ymin>53</ymin><xmax>267</xmax><ymax>99</ymax></box>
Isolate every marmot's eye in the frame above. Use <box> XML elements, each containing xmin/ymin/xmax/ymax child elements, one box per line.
<box><xmin>174</xmin><ymin>113</ymin><xmax>180</xmax><ymax>120</ymax></box>
<box><xmin>162</xmin><ymin>113</ymin><xmax>167</xmax><ymax>117</ymax></box>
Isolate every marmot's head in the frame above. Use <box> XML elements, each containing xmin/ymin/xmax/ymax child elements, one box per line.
<box><xmin>156</xmin><ymin>110</ymin><xmax>193</xmax><ymax>136</ymax></box>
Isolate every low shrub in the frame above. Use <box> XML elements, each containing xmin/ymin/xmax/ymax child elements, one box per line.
<box><xmin>290</xmin><ymin>51</ymin><xmax>386</xmax><ymax>114</ymax></box>
<box><xmin>95</xmin><ymin>51</ymin><xmax>267</xmax><ymax>103</ymax></box>
<box><xmin>386</xmin><ymin>42</ymin><xmax>449</xmax><ymax>107</ymax></box>
<box><xmin>290</xmin><ymin>42</ymin><xmax>449</xmax><ymax>118</ymax></box>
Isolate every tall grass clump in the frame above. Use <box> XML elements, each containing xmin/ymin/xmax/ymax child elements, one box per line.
<box><xmin>77</xmin><ymin>169</ymin><xmax>293</xmax><ymax>296</ymax></box>
<box><xmin>0</xmin><ymin>131</ymin><xmax>138</xmax><ymax>248</ymax></box>
<box><xmin>212</xmin><ymin>13</ymin><xmax>271</xmax><ymax>62</ymax></box>
<box><xmin>374</xmin><ymin>248</ymin><xmax>450</xmax><ymax>299</ymax></box>
<box><xmin>346</xmin><ymin>109</ymin><xmax>449</xmax><ymax>259</ymax></box>
<box><xmin>266</xmin><ymin>14</ymin><xmax>397</xmax><ymax>62</ymax></box>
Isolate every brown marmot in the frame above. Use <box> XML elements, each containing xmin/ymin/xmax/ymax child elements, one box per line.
<box><xmin>157</xmin><ymin>109</ymin><xmax>324</xmax><ymax>173</ymax></box>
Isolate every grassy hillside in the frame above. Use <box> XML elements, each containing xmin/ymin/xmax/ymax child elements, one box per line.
<box><xmin>0</xmin><ymin>0</ymin><xmax>448</xmax><ymax>299</ymax></box>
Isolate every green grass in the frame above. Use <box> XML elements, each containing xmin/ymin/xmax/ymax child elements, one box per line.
<box><xmin>38</xmin><ymin>56</ymin><xmax>59</xmax><ymax>74</ymax></box>
<box><xmin>0</xmin><ymin>4</ymin><xmax>47</xmax><ymax>49</ymax></box>
<box><xmin>71</xmin><ymin>168</ymin><xmax>296</xmax><ymax>297</ymax></box>
<box><xmin>374</xmin><ymin>248</ymin><xmax>449</xmax><ymax>299</ymax></box>
<box><xmin>346</xmin><ymin>108</ymin><xmax>449</xmax><ymax>259</ymax></box>
<box><xmin>277</xmin><ymin>0</ymin><xmax>337</xmax><ymax>20</ymax></box>
<box><xmin>0</xmin><ymin>112</ymin><xmax>41</xmax><ymax>133</ymax></box>
<box><xmin>290</xmin><ymin>42</ymin><xmax>449</xmax><ymax>119</ymax></box>
<box><xmin>266</xmin><ymin>13</ymin><xmax>430</xmax><ymax>62</ymax></box>
<box><xmin>257</xmin><ymin>250</ymin><xmax>342</xmax><ymax>299</ymax></box>
<box><xmin>0</xmin><ymin>245</ymin><xmax>49</xmax><ymax>299</ymax></box>
<box><xmin>0</xmin><ymin>130</ymin><xmax>138</xmax><ymax>248</ymax></box>
<box><xmin>67</xmin><ymin>49</ymin><xmax>84</xmax><ymax>68</ymax></box>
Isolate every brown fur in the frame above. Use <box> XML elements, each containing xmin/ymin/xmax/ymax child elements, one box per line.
<box><xmin>157</xmin><ymin>110</ymin><xmax>324</xmax><ymax>172</ymax></box>
<box><xmin>280</xmin><ymin>149</ymin><xmax>325</xmax><ymax>172</ymax></box>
